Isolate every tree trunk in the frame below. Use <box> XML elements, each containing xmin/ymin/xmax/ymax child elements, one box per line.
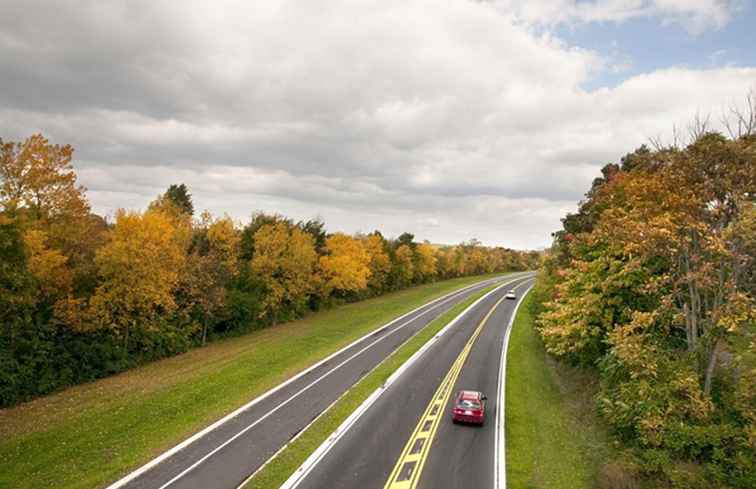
<box><xmin>124</xmin><ymin>321</ymin><xmax>131</xmax><ymax>353</ymax></box>
<box><xmin>683</xmin><ymin>302</ymin><xmax>693</xmax><ymax>351</ymax></box>
<box><xmin>202</xmin><ymin>316</ymin><xmax>208</xmax><ymax>346</ymax></box>
<box><xmin>704</xmin><ymin>338</ymin><xmax>720</xmax><ymax>396</ymax></box>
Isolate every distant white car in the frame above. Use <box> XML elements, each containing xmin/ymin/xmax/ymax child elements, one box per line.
<box><xmin>505</xmin><ymin>290</ymin><xmax>516</xmax><ymax>300</ymax></box>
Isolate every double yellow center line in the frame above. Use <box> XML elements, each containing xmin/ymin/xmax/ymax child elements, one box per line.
<box><xmin>382</xmin><ymin>293</ymin><xmax>509</xmax><ymax>489</ymax></box>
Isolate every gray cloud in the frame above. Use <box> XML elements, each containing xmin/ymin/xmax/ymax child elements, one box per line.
<box><xmin>1</xmin><ymin>0</ymin><xmax>754</xmax><ymax>249</ymax></box>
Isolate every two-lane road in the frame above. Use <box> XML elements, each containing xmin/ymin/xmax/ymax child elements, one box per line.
<box><xmin>108</xmin><ymin>273</ymin><xmax>533</xmax><ymax>489</ymax></box>
<box><xmin>288</xmin><ymin>278</ymin><xmax>534</xmax><ymax>489</ymax></box>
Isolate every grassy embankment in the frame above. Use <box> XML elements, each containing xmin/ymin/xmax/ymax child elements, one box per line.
<box><xmin>0</xmin><ymin>273</ymin><xmax>510</xmax><ymax>489</ymax></box>
<box><xmin>506</xmin><ymin>292</ymin><xmax>615</xmax><ymax>489</ymax></box>
<box><xmin>243</xmin><ymin>281</ymin><xmax>499</xmax><ymax>488</ymax></box>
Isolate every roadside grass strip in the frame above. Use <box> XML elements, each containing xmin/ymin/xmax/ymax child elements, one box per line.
<box><xmin>242</xmin><ymin>283</ymin><xmax>502</xmax><ymax>489</ymax></box>
<box><xmin>504</xmin><ymin>293</ymin><xmax>613</xmax><ymax>489</ymax></box>
<box><xmin>0</xmin><ymin>274</ymin><xmax>510</xmax><ymax>489</ymax></box>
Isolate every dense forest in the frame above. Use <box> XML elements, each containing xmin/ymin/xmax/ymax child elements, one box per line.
<box><xmin>533</xmin><ymin>127</ymin><xmax>755</xmax><ymax>487</ymax></box>
<box><xmin>0</xmin><ymin>134</ymin><xmax>539</xmax><ymax>408</ymax></box>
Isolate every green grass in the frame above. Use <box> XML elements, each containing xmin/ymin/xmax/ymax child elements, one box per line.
<box><xmin>505</xmin><ymin>292</ymin><xmax>613</xmax><ymax>489</ymax></box>
<box><xmin>243</xmin><ymin>282</ymin><xmax>498</xmax><ymax>489</ymax></box>
<box><xmin>0</xmin><ymin>274</ymin><xmax>510</xmax><ymax>489</ymax></box>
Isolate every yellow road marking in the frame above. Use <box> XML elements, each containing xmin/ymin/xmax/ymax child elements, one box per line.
<box><xmin>383</xmin><ymin>293</ymin><xmax>508</xmax><ymax>489</ymax></box>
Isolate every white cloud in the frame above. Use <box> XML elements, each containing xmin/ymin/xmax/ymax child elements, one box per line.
<box><xmin>0</xmin><ymin>0</ymin><xmax>754</xmax><ymax>249</ymax></box>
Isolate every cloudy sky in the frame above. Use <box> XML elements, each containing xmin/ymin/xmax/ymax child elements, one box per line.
<box><xmin>2</xmin><ymin>1</ymin><xmax>755</xmax><ymax>249</ymax></box>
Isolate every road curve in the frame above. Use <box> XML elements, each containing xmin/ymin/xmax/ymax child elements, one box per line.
<box><xmin>288</xmin><ymin>277</ymin><xmax>534</xmax><ymax>489</ymax></box>
<box><xmin>107</xmin><ymin>273</ymin><xmax>533</xmax><ymax>489</ymax></box>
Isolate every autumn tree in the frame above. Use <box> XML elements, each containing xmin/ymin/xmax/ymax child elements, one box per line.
<box><xmin>23</xmin><ymin>229</ymin><xmax>71</xmax><ymax>305</ymax></box>
<box><xmin>362</xmin><ymin>232</ymin><xmax>391</xmax><ymax>292</ymax></box>
<box><xmin>319</xmin><ymin>233</ymin><xmax>371</xmax><ymax>296</ymax></box>
<box><xmin>435</xmin><ymin>246</ymin><xmax>458</xmax><ymax>279</ymax></box>
<box><xmin>0</xmin><ymin>134</ymin><xmax>89</xmax><ymax>222</ymax></box>
<box><xmin>415</xmin><ymin>242</ymin><xmax>438</xmax><ymax>282</ymax></box>
<box><xmin>0</xmin><ymin>134</ymin><xmax>100</xmax><ymax>293</ymax></box>
<box><xmin>240</xmin><ymin>212</ymin><xmax>291</xmax><ymax>260</ymax></box>
<box><xmin>392</xmin><ymin>244</ymin><xmax>415</xmax><ymax>288</ymax></box>
<box><xmin>536</xmin><ymin>133</ymin><xmax>756</xmax><ymax>487</ymax></box>
<box><xmin>89</xmin><ymin>209</ymin><xmax>185</xmax><ymax>349</ymax></box>
<box><xmin>178</xmin><ymin>213</ymin><xmax>240</xmax><ymax>344</ymax></box>
<box><xmin>250</xmin><ymin>222</ymin><xmax>317</xmax><ymax>322</ymax></box>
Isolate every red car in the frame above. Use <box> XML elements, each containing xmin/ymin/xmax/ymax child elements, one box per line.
<box><xmin>451</xmin><ymin>390</ymin><xmax>487</xmax><ymax>425</ymax></box>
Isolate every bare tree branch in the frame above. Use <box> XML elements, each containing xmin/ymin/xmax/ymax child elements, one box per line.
<box><xmin>721</xmin><ymin>89</ymin><xmax>756</xmax><ymax>139</ymax></box>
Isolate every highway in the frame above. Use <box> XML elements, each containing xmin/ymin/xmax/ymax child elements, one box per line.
<box><xmin>107</xmin><ymin>273</ymin><xmax>534</xmax><ymax>489</ymax></box>
<box><xmin>286</xmin><ymin>277</ymin><xmax>534</xmax><ymax>489</ymax></box>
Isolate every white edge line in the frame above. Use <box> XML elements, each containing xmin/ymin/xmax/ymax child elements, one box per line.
<box><xmin>495</xmin><ymin>282</ymin><xmax>534</xmax><ymax>489</ymax></box>
<box><xmin>233</xmin><ymin>276</ymin><xmax>511</xmax><ymax>489</ymax></box>
<box><xmin>235</xmin><ymin>393</ymin><xmax>344</xmax><ymax>489</ymax></box>
<box><xmin>279</xmin><ymin>279</ymin><xmax>519</xmax><ymax>489</ymax></box>
<box><xmin>155</xmin><ymin>276</ymin><xmax>533</xmax><ymax>489</ymax></box>
<box><xmin>104</xmin><ymin>273</ymin><xmax>526</xmax><ymax>489</ymax></box>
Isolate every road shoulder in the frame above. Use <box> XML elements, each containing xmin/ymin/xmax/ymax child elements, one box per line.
<box><xmin>504</xmin><ymin>293</ymin><xmax>614</xmax><ymax>489</ymax></box>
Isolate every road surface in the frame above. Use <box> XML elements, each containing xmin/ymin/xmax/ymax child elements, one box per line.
<box><xmin>108</xmin><ymin>273</ymin><xmax>534</xmax><ymax>489</ymax></box>
<box><xmin>288</xmin><ymin>277</ymin><xmax>534</xmax><ymax>489</ymax></box>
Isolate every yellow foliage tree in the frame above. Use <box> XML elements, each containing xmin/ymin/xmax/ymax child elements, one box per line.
<box><xmin>0</xmin><ymin>134</ymin><xmax>99</xmax><ymax>288</ymax></box>
<box><xmin>89</xmin><ymin>209</ymin><xmax>185</xmax><ymax>348</ymax></box>
<box><xmin>363</xmin><ymin>233</ymin><xmax>391</xmax><ymax>291</ymax></box>
<box><xmin>415</xmin><ymin>242</ymin><xmax>438</xmax><ymax>281</ymax></box>
<box><xmin>394</xmin><ymin>244</ymin><xmax>415</xmax><ymax>286</ymax></box>
<box><xmin>22</xmin><ymin>229</ymin><xmax>72</xmax><ymax>303</ymax></box>
<box><xmin>207</xmin><ymin>215</ymin><xmax>241</xmax><ymax>273</ymax></box>
<box><xmin>320</xmin><ymin>233</ymin><xmax>371</xmax><ymax>295</ymax></box>
<box><xmin>0</xmin><ymin>134</ymin><xmax>89</xmax><ymax>222</ymax></box>
<box><xmin>251</xmin><ymin>222</ymin><xmax>317</xmax><ymax>322</ymax></box>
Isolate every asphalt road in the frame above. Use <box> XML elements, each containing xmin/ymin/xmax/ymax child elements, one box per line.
<box><xmin>290</xmin><ymin>277</ymin><xmax>534</xmax><ymax>489</ymax></box>
<box><xmin>109</xmin><ymin>273</ymin><xmax>533</xmax><ymax>489</ymax></box>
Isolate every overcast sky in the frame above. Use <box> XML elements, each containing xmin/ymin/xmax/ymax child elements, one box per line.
<box><xmin>2</xmin><ymin>1</ymin><xmax>755</xmax><ymax>249</ymax></box>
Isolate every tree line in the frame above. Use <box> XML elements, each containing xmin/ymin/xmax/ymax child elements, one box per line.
<box><xmin>533</xmin><ymin>127</ymin><xmax>755</xmax><ymax>487</ymax></box>
<box><xmin>0</xmin><ymin>134</ymin><xmax>539</xmax><ymax>407</ymax></box>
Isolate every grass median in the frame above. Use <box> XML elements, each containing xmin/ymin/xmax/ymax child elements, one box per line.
<box><xmin>0</xmin><ymin>273</ymin><xmax>512</xmax><ymax>489</ymax></box>
<box><xmin>242</xmin><ymin>282</ymin><xmax>499</xmax><ymax>489</ymax></box>
<box><xmin>505</xmin><ymin>292</ymin><xmax>613</xmax><ymax>489</ymax></box>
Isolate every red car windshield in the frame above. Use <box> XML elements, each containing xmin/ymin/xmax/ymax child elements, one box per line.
<box><xmin>457</xmin><ymin>399</ymin><xmax>481</xmax><ymax>409</ymax></box>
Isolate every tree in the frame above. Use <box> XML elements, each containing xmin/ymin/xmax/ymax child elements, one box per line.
<box><xmin>0</xmin><ymin>134</ymin><xmax>89</xmax><ymax>222</ymax></box>
<box><xmin>319</xmin><ymin>233</ymin><xmax>371</xmax><ymax>296</ymax></box>
<box><xmin>178</xmin><ymin>214</ymin><xmax>240</xmax><ymax>344</ymax></box>
<box><xmin>435</xmin><ymin>246</ymin><xmax>458</xmax><ymax>279</ymax></box>
<box><xmin>163</xmin><ymin>184</ymin><xmax>194</xmax><ymax>216</ymax></box>
<box><xmin>0</xmin><ymin>217</ymin><xmax>35</xmax><ymax>348</ymax></box>
<box><xmin>362</xmin><ymin>232</ymin><xmax>391</xmax><ymax>292</ymax></box>
<box><xmin>89</xmin><ymin>209</ymin><xmax>185</xmax><ymax>349</ymax></box>
<box><xmin>536</xmin><ymin>131</ymin><xmax>756</xmax><ymax>486</ymax></box>
<box><xmin>0</xmin><ymin>134</ymin><xmax>97</xmax><ymax>289</ymax></box>
<box><xmin>22</xmin><ymin>229</ymin><xmax>71</xmax><ymax>305</ymax></box>
<box><xmin>415</xmin><ymin>242</ymin><xmax>438</xmax><ymax>282</ymax></box>
<box><xmin>392</xmin><ymin>244</ymin><xmax>415</xmax><ymax>288</ymax></box>
<box><xmin>240</xmin><ymin>212</ymin><xmax>291</xmax><ymax>260</ymax></box>
<box><xmin>396</xmin><ymin>232</ymin><xmax>415</xmax><ymax>249</ymax></box>
<box><xmin>298</xmin><ymin>218</ymin><xmax>327</xmax><ymax>252</ymax></box>
<box><xmin>250</xmin><ymin>222</ymin><xmax>317</xmax><ymax>322</ymax></box>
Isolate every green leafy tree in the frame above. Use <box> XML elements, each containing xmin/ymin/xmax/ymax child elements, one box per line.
<box><xmin>164</xmin><ymin>183</ymin><xmax>194</xmax><ymax>216</ymax></box>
